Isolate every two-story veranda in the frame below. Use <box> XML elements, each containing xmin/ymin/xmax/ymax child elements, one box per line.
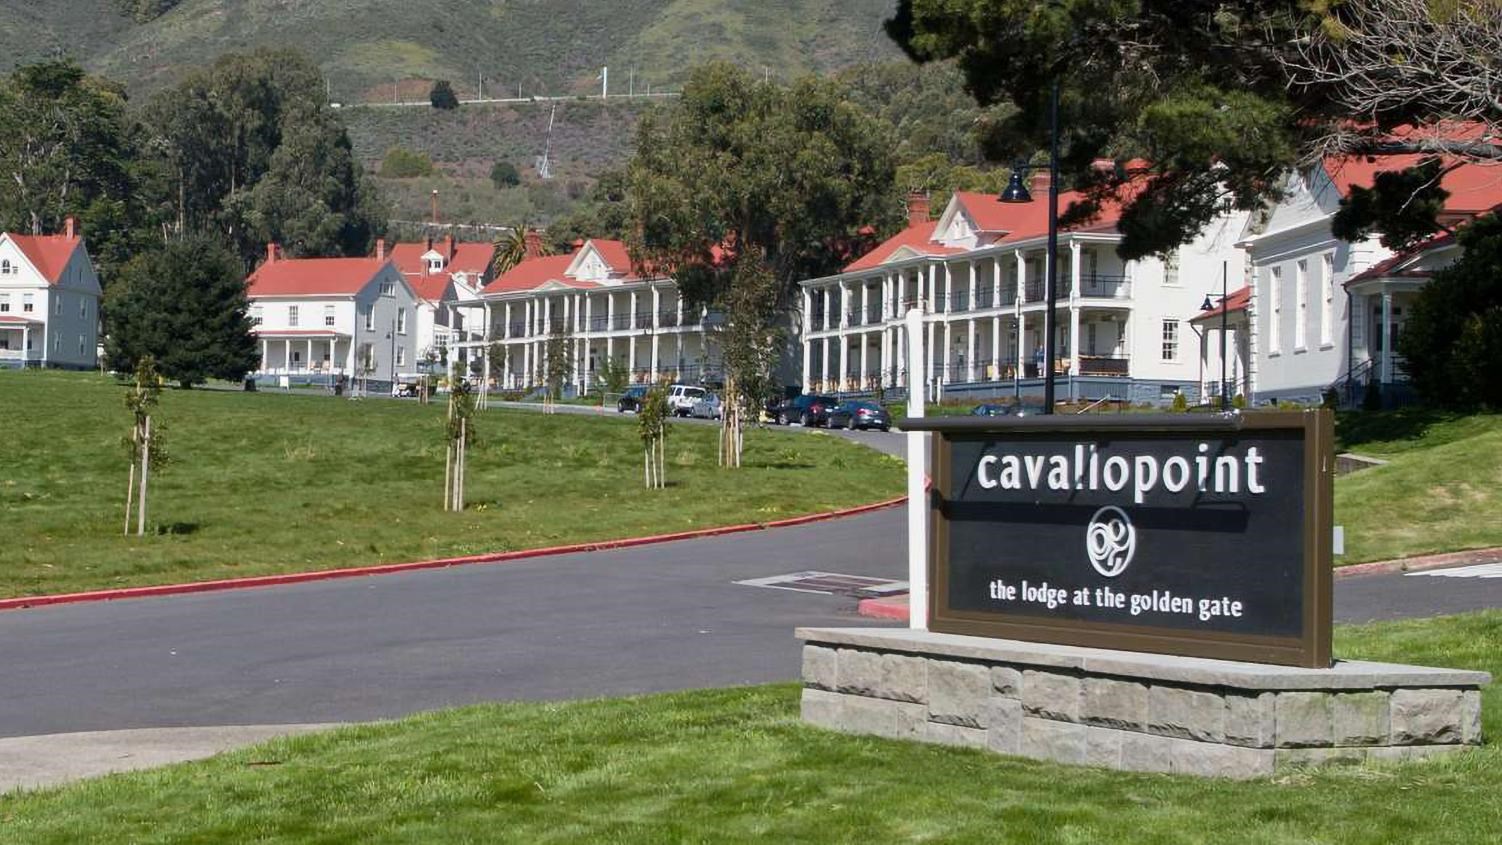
<box><xmin>800</xmin><ymin>190</ymin><xmax>1246</xmax><ymax>403</ymax></box>
<box><xmin>478</xmin><ymin>238</ymin><xmax>721</xmax><ymax>392</ymax></box>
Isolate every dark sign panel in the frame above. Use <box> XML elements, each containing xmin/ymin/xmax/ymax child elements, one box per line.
<box><xmin>904</xmin><ymin>412</ymin><xmax>1334</xmax><ymax>668</ymax></box>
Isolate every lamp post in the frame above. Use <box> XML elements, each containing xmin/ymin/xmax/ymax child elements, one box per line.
<box><xmin>999</xmin><ymin>77</ymin><xmax>1061</xmax><ymax>414</ymax></box>
<box><xmin>1199</xmin><ymin>261</ymin><xmax>1230</xmax><ymax>411</ymax></box>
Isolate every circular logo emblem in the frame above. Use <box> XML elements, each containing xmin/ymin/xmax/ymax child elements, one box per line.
<box><xmin>1086</xmin><ymin>506</ymin><xmax>1135</xmax><ymax>578</ymax></box>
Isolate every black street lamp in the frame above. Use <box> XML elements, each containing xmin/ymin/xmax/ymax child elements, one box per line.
<box><xmin>999</xmin><ymin>77</ymin><xmax>1062</xmax><ymax>414</ymax></box>
<box><xmin>1199</xmin><ymin>261</ymin><xmax>1230</xmax><ymax>411</ymax></box>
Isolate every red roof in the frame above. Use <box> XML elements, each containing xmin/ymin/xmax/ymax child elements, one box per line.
<box><xmin>842</xmin><ymin>186</ymin><xmax>1132</xmax><ymax>274</ymax></box>
<box><xmin>1322</xmin><ymin>124</ymin><xmax>1502</xmax><ymax>215</ymax></box>
<box><xmin>1343</xmin><ymin>233</ymin><xmax>1458</xmax><ymax>288</ymax></box>
<box><xmin>0</xmin><ymin>314</ymin><xmax>44</xmax><ymax>325</ymax></box>
<box><xmin>389</xmin><ymin>239</ymin><xmax>496</xmax><ymax>303</ymax></box>
<box><xmin>843</xmin><ymin>222</ymin><xmax>962</xmax><ymax>272</ymax></box>
<box><xmin>481</xmin><ymin>239</ymin><xmax>640</xmax><ymax>295</ymax></box>
<box><xmin>7</xmin><ymin>234</ymin><xmax>81</xmax><ymax>285</ymax></box>
<box><xmin>247</xmin><ymin>257</ymin><xmax>393</xmax><ymax>297</ymax></box>
<box><xmin>1189</xmin><ymin>285</ymin><xmax>1251</xmax><ymax>323</ymax></box>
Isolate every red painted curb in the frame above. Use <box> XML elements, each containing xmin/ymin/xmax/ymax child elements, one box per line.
<box><xmin>857</xmin><ymin>594</ymin><xmax>910</xmax><ymax>621</ymax></box>
<box><xmin>1335</xmin><ymin>547</ymin><xmax>1502</xmax><ymax>578</ymax></box>
<box><xmin>0</xmin><ymin>495</ymin><xmax>906</xmax><ymax>613</ymax></box>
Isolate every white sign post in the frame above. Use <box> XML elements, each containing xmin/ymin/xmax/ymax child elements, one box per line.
<box><xmin>906</xmin><ymin>307</ymin><xmax>928</xmax><ymax>630</ymax></box>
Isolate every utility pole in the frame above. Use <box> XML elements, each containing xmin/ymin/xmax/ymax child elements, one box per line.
<box><xmin>629</xmin><ymin>67</ymin><xmax>634</xmax><ymax>97</ymax></box>
<box><xmin>600</xmin><ymin>66</ymin><xmax>608</xmax><ymax>99</ymax></box>
<box><xmin>478</xmin><ymin>70</ymin><xmax>483</xmax><ymax>100</ymax></box>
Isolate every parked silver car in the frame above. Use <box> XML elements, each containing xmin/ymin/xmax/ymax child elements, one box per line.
<box><xmin>689</xmin><ymin>392</ymin><xmax>724</xmax><ymax>420</ymax></box>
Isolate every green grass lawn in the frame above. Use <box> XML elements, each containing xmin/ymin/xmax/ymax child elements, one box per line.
<box><xmin>0</xmin><ymin>370</ymin><xmax>903</xmax><ymax>599</ymax></box>
<box><xmin>2</xmin><ymin>611</ymin><xmax>1496</xmax><ymax>843</ymax></box>
<box><xmin>1334</xmin><ymin>409</ymin><xmax>1502</xmax><ymax>564</ymax></box>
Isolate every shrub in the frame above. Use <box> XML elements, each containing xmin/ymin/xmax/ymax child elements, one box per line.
<box><xmin>489</xmin><ymin>160</ymin><xmax>520</xmax><ymax>189</ymax></box>
<box><xmin>1231</xmin><ymin>393</ymin><xmax>1247</xmax><ymax>410</ymax></box>
<box><xmin>379</xmin><ymin>146</ymin><xmax>434</xmax><ymax>178</ymax></box>
<box><xmin>1362</xmin><ymin>379</ymin><xmax>1383</xmax><ymax>411</ymax></box>
<box><xmin>430</xmin><ymin>80</ymin><xmax>459</xmax><ymax>110</ymax></box>
<box><xmin>1170</xmin><ymin>391</ymin><xmax>1188</xmax><ymax>412</ymax></box>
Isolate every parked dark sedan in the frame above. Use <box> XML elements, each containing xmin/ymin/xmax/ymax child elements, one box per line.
<box><xmin>616</xmin><ymin>385</ymin><xmax>650</xmax><ymax>413</ymax></box>
<box><xmin>771</xmin><ymin>394</ymin><xmax>839</xmax><ymax>427</ymax></box>
<box><xmin>828</xmin><ymin>400</ymin><xmax>891</xmax><ymax>431</ymax></box>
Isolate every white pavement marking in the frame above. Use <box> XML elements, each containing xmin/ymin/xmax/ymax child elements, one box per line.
<box><xmin>1406</xmin><ymin>563</ymin><xmax>1502</xmax><ymax>579</ymax></box>
<box><xmin>0</xmin><ymin>724</ymin><xmax>342</xmax><ymax>792</ymax></box>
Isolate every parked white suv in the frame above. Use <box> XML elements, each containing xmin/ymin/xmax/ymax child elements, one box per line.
<box><xmin>666</xmin><ymin>384</ymin><xmax>706</xmax><ymax>417</ymax></box>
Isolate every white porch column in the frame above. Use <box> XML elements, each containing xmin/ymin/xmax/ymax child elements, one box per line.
<box><xmin>1017</xmin><ymin>311</ymin><xmax>1027</xmax><ymax>377</ymax></box>
<box><xmin>802</xmin><ymin>335</ymin><xmax>812</xmax><ymax>389</ymax></box>
<box><xmin>606</xmin><ymin>336</ymin><xmax>614</xmax><ymax>374</ymax></box>
<box><xmin>652</xmin><ymin>286</ymin><xmax>661</xmax><ymax>329</ymax></box>
<box><xmin>628</xmin><ymin>335</ymin><xmax>637</xmax><ymax>380</ymax></box>
<box><xmin>926</xmin><ymin>320</ymin><xmax>936</xmax><ymax>399</ymax></box>
<box><xmin>967</xmin><ymin>319</ymin><xmax>977</xmax><ymax>382</ymax></box>
<box><xmin>584</xmin><ymin>294</ymin><xmax>592</xmax><ymax>335</ymax></box>
<box><xmin>802</xmin><ymin>287</ymin><xmax>812</xmax><ymax>335</ymax></box>
<box><xmin>504</xmin><ymin>302</ymin><xmax>512</xmax><ymax>338</ymax></box>
<box><xmin>284</xmin><ymin>339</ymin><xmax>291</xmax><ymax>375</ymax></box>
<box><xmin>307</xmin><ymin>339</ymin><xmax>313</xmax><ymax>375</ymax></box>
<box><xmin>606</xmin><ymin>293</ymin><xmax>616</xmax><ymax>332</ymax></box>
<box><xmin>968</xmin><ymin>260</ymin><xmax>977</xmax><ymax>311</ymax></box>
<box><xmin>650</xmin><ymin>332</ymin><xmax>660</xmax><ymax>381</ymax></box>
<box><xmin>993</xmin><ymin>258</ymin><xmax>1001</xmax><ymax>306</ymax></box>
<box><xmin>820</xmin><ymin>337</ymin><xmax>830</xmax><ymax>389</ymax></box>
<box><xmin>941</xmin><ymin>321</ymin><xmax>952</xmax><ymax>385</ymax></box>
<box><xmin>838</xmin><ymin>333</ymin><xmax>849</xmax><ymax>393</ymax></box>
<box><xmin>943</xmin><ymin>263</ymin><xmax>953</xmax><ymax>312</ymax></box>
<box><xmin>861</xmin><ymin>281</ymin><xmax>871</xmax><ymax>326</ymax></box>
<box><xmin>1069</xmin><ymin>241</ymin><xmax>1082</xmax><ymax>382</ymax></box>
<box><xmin>261</xmin><ymin>338</ymin><xmax>268</xmax><ymax>373</ymax></box>
<box><xmin>1381</xmin><ymin>290</ymin><xmax>1394</xmax><ymax>384</ymax></box>
<box><xmin>523</xmin><ymin>342</ymin><xmax>531</xmax><ymax>386</ymax></box>
<box><xmin>896</xmin><ymin>323</ymin><xmax>907</xmax><ymax>389</ymax></box>
<box><xmin>860</xmin><ymin>333</ymin><xmax>869</xmax><ymax>389</ymax></box>
<box><xmin>927</xmin><ymin>263</ymin><xmax>937</xmax><ymax>310</ymax></box>
<box><xmin>991</xmin><ymin>315</ymin><xmax>1001</xmax><ymax>380</ymax></box>
<box><xmin>822</xmin><ymin>287</ymin><xmax>831</xmax><ymax>330</ymax></box>
<box><xmin>22</xmin><ymin>325</ymin><xmax>30</xmax><ymax>364</ymax></box>
<box><xmin>1014</xmin><ymin>251</ymin><xmax>1027</xmax><ymax>303</ymax></box>
<box><xmin>880</xmin><ymin>326</ymin><xmax>890</xmax><ymax>386</ymax></box>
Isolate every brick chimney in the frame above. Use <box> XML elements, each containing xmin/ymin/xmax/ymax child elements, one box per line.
<box><xmin>906</xmin><ymin>190</ymin><xmax>930</xmax><ymax>227</ymax></box>
<box><xmin>443</xmin><ymin>234</ymin><xmax>456</xmax><ymax>262</ymax></box>
<box><xmin>266</xmin><ymin>242</ymin><xmax>279</xmax><ymax>264</ymax></box>
<box><xmin>523</xmin><ymin>228</ymin><xmax>544</xmax><ymax>259</ymax></box>
<box><xmin>63</xmin><ymin>216</ymin><xmax>77</xmax><ymax>239</ymax></box>
<box><xmin>376</xmin><ymin>238</ymin><xmax>386</xmax><ymax>261</ymax></box>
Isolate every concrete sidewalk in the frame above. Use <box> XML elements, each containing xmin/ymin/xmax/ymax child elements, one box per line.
<box><xmin>0</xmin><ymin>724</ymin><xmax>340</xmax><ymax>793</ymax></box>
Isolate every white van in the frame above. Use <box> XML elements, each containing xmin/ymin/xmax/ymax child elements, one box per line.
<box><xmin>666</xmin><ymin>384</ymin><xmax>706</xmax><ymax>417</ymax></box>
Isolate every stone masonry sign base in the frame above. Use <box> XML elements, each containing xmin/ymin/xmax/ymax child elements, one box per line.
<box><xmin>798</xmin><ymin>627</ymin><xmax>1490</xmax><ymax>779</ymax></box>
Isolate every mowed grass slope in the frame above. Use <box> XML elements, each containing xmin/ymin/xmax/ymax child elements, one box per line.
<box><xmin>2</xmin><ymin>611</ymin><xmax>1497</xmax><ymax>843</ymax></box>
<box><xmin>1335</xmin><ymin>409</ymin><xmax>1502</xmax><ymax>563</ymax></box>
<box><xmin>0</xmin><ymin>370</ymin><xmax>903</xmax><ymax>598</ymax></box>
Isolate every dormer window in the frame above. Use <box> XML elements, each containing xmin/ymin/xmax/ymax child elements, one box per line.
<box><xmin>428</xmin><ymin>257</ymin><xmax>444</xmax><ymax>273</ymax></box>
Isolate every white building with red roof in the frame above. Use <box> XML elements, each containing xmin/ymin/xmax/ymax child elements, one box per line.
<box><xmin>1237</xmin><ymin>146</ymin><xmax>1502</xmax><ymax>405</ymax></box>
<box><xmin>0</xmin><ymin>217</ymin><xmax>101</xmax><ymax>370</ymax></box>
<box><xmin>478</xmin><ymin>232</ymin><xmax>719</xmax><ymax>392</ymax></box>
<box><xmin>388</xmin><ymin>235</ymin><xmax>495</xmax><ymax>373</ymax></box>
<box><xmin>799</xmin><ymin>186</ymin><xmax>1249</xmax><ymax>405</ymax></box>
<box><xmin>244</xmin><ymin>239</ymin><xmax>418</xmax><ymax>391</ymax></box>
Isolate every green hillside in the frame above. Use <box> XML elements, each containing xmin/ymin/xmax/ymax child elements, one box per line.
<box><xmin>3</xmin><ymin>0</ymin><xmax>902</xmax><ymax>99</ymax></box>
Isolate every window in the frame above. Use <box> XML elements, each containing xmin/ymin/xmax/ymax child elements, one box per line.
<box><xmin>1164</xmin><ymin>252</ymin><xmax>1180</xmax><ymax>286</ymax></box>
<box><xmin>1086</xmin><ymin>323</ymin><xmax>1098</xmax><ymax>355</ymax></box>
<box><xmin>54</xmin><ymin>293</ymin><xmax>62</xmax><ymax>315</ymax></box>
<box><xmin>324</xmin><ymin>305</ymin><xmax>336</xmax><ymax>327</ymax></box>
<box><xmin>395</xmin><ymin>346</ymin><xmax>406</xmax><ymax>367</ymax></box>
<box><xmin>1320</xmin><ymin>253</ymin><xmax>1334</xmax><ymax>346</ymax></box>
<box><xmin>22</xmin><ymin>293</ymin><xmax>34</xmax><ymax>313</ymax></box>
<box><xmin>0</xmin><ymin>260</ymin><xmax>10</xmax><ymax>274</ymax></box>
<box><xmin>363</xmin><ymin>306</ymin><xmax>374</xmax><ymax>332</ymax></box>
<box><xmin>288</xmin><ymin>305</ymin><xmax>300</xmax><ymax>327</ymax></box>
<box><xmin>52</xmin><ymin>332</ymin><xmax>60</xmax><ymax>351</ymax></box>
<box><xmin>1268</xmin><ymin>267</ymin><xmax>1282</xmax><ymax>354</ymax></box>
<box><xmin>250</xmin><ymin>306</ymin><xmax>263</xmax><ymax>326</ymax></box>
<box><xmin>379</xmin><ymin>281</ymin><xmax>395</xmax><ymax>297</ymax></box>
<box><xmin>78</xmin><ymin>335</ymin><xmax>85</xmax><ymax>354</ymax></box>
<box><xmin>360</xmin><ymin>343</ymin><xmax>375</xmax><ymax>371</ymax></box>
<box><xmin>79</xmin><ymin>297</ymin><xmax>86</xmax><ymax>318</ymax></box>
<box><xmin>1294</xmin><ymin>260</ymin><xmax>1308</xmax><ymax>350</ymax></box>
<box><xmin>1351</xmin><ymin>294</ymin><xmax>1366</xmax><ymax>346</ymax></box>
<box><xmin>428</xmin><ymin>257</ymin><xmax>443</xmax><ymax>273</ymax></box>
<box><xmin>0</xmin><ymin>294</ymin><xmax>9</xmax><ymax>312</ymax></box>
<box><xmin>1161</xmin><ymin>319</ymin><xmax>1180</xmax><ymax>361</ymax></box>
<box><xmin>396</xmin><ymin>307</ymin><xmax>407</xmax><ymax>335</ymax></box>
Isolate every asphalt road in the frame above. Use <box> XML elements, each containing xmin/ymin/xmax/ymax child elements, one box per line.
<box><xmin>2</xmin><ymin>415</ymin><xmax>1499</xmax><ymax>739</ymax></box>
